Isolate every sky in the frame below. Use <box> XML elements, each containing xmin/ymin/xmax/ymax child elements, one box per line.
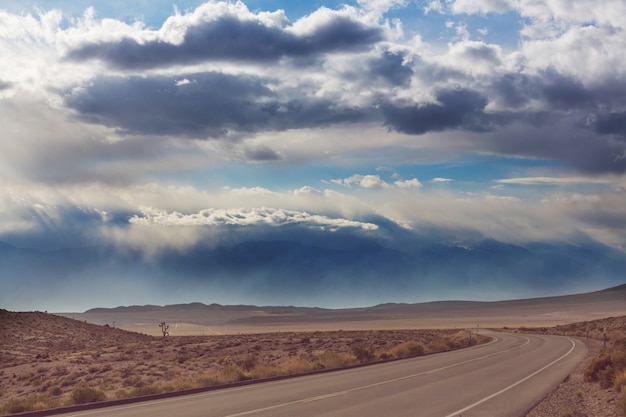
<box><xmin>1</xmin><ymin>0</ymin><xmax>626</xmax><ymax>311</ymax></box>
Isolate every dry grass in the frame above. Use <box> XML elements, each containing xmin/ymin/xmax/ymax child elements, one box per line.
<box><xmin>0</xmin><ymin>309</ymin><xmax>489</xmax><ymax>415</ymax></box>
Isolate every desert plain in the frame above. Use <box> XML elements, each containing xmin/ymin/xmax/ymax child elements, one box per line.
<box><xmin>1</xmin><ymin>284</ymin><xmax>625</xmax><ymax>415</ymax></box>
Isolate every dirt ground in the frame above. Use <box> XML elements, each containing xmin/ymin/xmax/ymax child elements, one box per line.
<box><xmin>0</xmin><ymin>310</ymin><xmax>483</xmax><ymax>415</ymax></box>
<box><xmin>2</xmin><ymin>309</ymin><xmax>624</xmax><ymax>416</ymax></box>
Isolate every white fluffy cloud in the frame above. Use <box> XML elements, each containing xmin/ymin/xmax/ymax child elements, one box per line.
<box><xmin>394</xmin><ymin>178</ymin><xmax>423</xmax><ymax>188</ymax></box>
<box><xmin>130</xmin><ymin>206</ymin><xmax>378</xmax><ymax>231</ymax></box>
<box><xmin>0</xmin><ymin>0</ymin><xmax>626</xmax><ymax>254</ymax></box>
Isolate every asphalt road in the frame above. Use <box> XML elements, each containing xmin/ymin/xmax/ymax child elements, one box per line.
<box><xmin>59</xmin><ymin>332</ymin><xmax>587</xmax><ymax>417</ymax></box>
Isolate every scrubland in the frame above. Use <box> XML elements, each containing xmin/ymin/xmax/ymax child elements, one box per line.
<box><xmin>0</xmin><ymin>310</ymin><xmax>484</xmax><ymax>415</ymax></box>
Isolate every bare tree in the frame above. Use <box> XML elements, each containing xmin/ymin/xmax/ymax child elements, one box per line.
<box><xmin>159</xmin><ymin>321</ymin><xmax>169</xmax><ymax>338</ymax></box>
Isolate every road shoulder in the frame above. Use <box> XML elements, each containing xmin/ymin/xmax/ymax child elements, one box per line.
<box><xmin>526</xmin><ymin>339</ymin><xmax>622</xmax><ymax>417</ymax></box>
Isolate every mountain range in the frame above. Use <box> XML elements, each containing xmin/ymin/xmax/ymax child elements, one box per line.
<box><xmin>2</xmin><ymin>230</ymin><xmax>626</xmax><ymax>310</ymax></box>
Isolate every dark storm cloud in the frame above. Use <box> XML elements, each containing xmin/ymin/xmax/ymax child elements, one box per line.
<box><xmin>382</xmin><ymin>88</ymin><xmax>491</xmax><ymax>134</ymax></box>
<box><xmin>65</xmin><ymin>72</ymin><xmax>368</xmax><ymax>137</ymax></box>
<box><xmin>66</xmin><ymin>14</ymin><xmax>383</xmax><ymax>69</ymax></box>
<box><xmin>541</xmin><ymin>70</ymin><xmax>593</xmax><ymax>109</ymax></box>
<box><xmin>594</xmin><ymin>112</ymin><xmax>626</xmax><ymax>136</ymax></box>
<box><xmin>244</xmin><ymin>146</ymin><xmax>283</xmax><ymax>161</ymax></box>
<box><xmin>368</xmin><ymin>50</ymin><xmax>413</xmax><ymax>86</ymax></box>
<box><xmin>492</xmin><ymin>73</ymin><xmax>536</xmax><ymax>109</ymax></box>
<box><xmin>491</xmin><ymin>70</ymin><xmax>593</xmax><ymax>111</ymax></box>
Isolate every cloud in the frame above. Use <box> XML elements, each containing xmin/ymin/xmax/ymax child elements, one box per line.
<box><xmin>432</xmin><ymin>178</ymin><xmax>453</xmax><ymax>183</ymax></box>
<box><xmin>594</xmin><ymin>112</ymin><xmax>626</xmax><ymax>137</ymax></box>
<box><xmin>382</xmin><ymin>88</ymin><xmax>492</xmax><ymax>135</ymax></box>
<box><xmin>332</xmin><ymin>174</ymin><xmax>390</xmax><ymax>188</ymax></box>
<box><xmin>367</xmin><ymin>50</ymin><xmax>413</xmax><ymax>86</ymax></box>
<box><xmin>128</xmin><ymin>206</ymin><xmax>379</xmax><ymax>239</ymax></box>
<box><xmin>451</xmin><ymin>0</ymin><xmax>515</xmax><ymax>15</ymax></box>
<box><xmin>497</xmin><ymin>176</ymin><xmax>617</xmax><ymax>185</ymax></box>
<box><xmin>65</xmin><ymin>72</ymin><xmax>368</xmax><ymax>138</ymax></box>
<box><xmin>66</xmin><ymin>2</ymin><xmax>384</xmax><ymax>69</ymax></box>
<box><xmin>395</xmin><ymin>178</ymin><xmax>423</xmax><ymax>188</ymax></box>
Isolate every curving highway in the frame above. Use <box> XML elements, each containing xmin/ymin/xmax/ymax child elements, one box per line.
<box><xmin>58</xmin><ymin>332</ymin><xmax>587</xmax><ymax>417</ymax></box>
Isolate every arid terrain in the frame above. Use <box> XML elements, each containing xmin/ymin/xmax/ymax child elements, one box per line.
<box><xmin>0</xmin><ymin>310</ymin><xmax>485</xmax><ymax>415</ymax></box>
<box><xmin>1</xmin><ymin>284</ymin><xmax>625</xmax><ymax>416</ymax></box>
<box><xmin>61</xmin><ymin>284</ymin><xmax>626</xmax><ymax>336</ymax></box>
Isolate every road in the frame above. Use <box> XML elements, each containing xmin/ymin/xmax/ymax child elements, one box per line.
<box><xmin>59</xmin><ymin>332</ymin><xmax>587</xmax><ymax>417</ymax></box>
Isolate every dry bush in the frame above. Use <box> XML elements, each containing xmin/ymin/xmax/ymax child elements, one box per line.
<box><xmin>219</xmin><ymin>364</ymin><xmax>246</xmax><ymax>383</ymax></box>
<box><xmin>247</xmin><ymin>363</ymin><xmax>281</xmax><ymax>379</ymax></box>
<box><xmin>128</xmin><ymin>385</ymin><xmax>162</xmax><ymax>397</ymax></box>
<box><xmin>426</xmin><ymin>339</ymin><xmax>447</xmax><ymax>353</ymax></box>
<box><xmin>281</xmin><ymin>357</ymin><xmax>319</xmax><ymax>374</ymax></box>
<box><xmin>390</xmin><ymin>341</ymin><xmax>425</xmax><ymax>358</ymax></box>
<box><xmin>69</xmin><ymin>387</ymin><xmax>107</xmax><ymax>405</ymax></box>
<box><xmin>614</xmin><ymin>369</ymin><xmax>626</xmax><ymax>392</ymax></box>
<box><xmin>195</xmin><ymin>374</ymin><xmax>220</xmax><ymax>387</ymax></box>
<box><xmin>317</xmin><ymin>351</ymin><xmax>351</xmax><ymax>368</ymax></box>
<box><xmin>1</xmin><ymin>394</ymin><xmax>58</xmax><ymax>414</ymax></box>
<box><xmin>351</xmin><ymin>344</ymin><xmax>376</xmax><ymax>363</ymax></box>
<box><xmin>585</xmin><ymin>339</ymin><xmax>626</xmax><ymax>390</ymax></box>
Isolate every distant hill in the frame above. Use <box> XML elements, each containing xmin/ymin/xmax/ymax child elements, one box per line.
<box><xmin>66</xmin><ymin>283</ymin><xmax>626</xmax><ymax>332</ymax></box>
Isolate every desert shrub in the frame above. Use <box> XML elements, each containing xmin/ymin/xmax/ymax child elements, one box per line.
<box><xmin>241</xmin><ymin>355</ymin><xmax>257</xmax><ymax>372</ymax></box>
<box><xmin>317</xmin><ymin>351</ymin><xmax>350</xmax><ymax>368</ymax></box>
<box><xmin>69</xmin><ymin>387</ymin><xmax>107</xmax><ymax>405</ymax></box>
<box><xmin>2</xmin><ymin>394</ymin><xmax>58</xmax><ymax>414</ymax></box>
<box><xmin>281</xmin><ymin>357</ymin><xmax>318</xmax><ymax>374</ymax></box>
<box><xmin>48</xmin><ymin>386</ymin><xmax>62</xmax><ymax>396</ymax></box>
<box><xmin>427</xmin><ymin>339</ymin><xmax>448</xmax><ymax>353</ymax></box>
<box><xmin>129</xmin><ymin>385</ymin><xmax>162</xmax><ymax>397</ymax></box>
<box><xmin>614</xmin><ymin>369</ymin><xmax>626</xmax><ymax>392</ymax></box>
<box><xmin>247</xmin><ymin>364</ymin><xmax>281</xmax><ymax>379</ymax></box>
<box><xmin>196</xmin><ymin>375</ymin><xmax>220</xmax><ymax>387</ymax></box>
<box><xmin>585</xmin><ymin>338</ymin><xmax>626</xmax><ymax>391</ymax></box>
<box><xmin>115</xmin><ymin>389</ymin><xmax>129</xmax><ymax>399</ymax></box>
<box><xmin>122</xmin><ymin>374</ymin><xmax>143</xmax><ymax>388</ymax></box>
<box><xmin>351</xmin><ymin>344</ymin><xmax>376</xmax><ymax>363</ymax></box>
<box><xmin>391</xmin><ymin>341</ymin><xmax>425</xmax><ymax>358</ymax></box>
<box><xmin>220</xmin><ymin>364</ymin><xmax>246</xmax><ymax>383</ymax></box>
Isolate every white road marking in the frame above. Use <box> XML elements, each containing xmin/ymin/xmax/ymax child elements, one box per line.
<box><xmin>223</xmin><ymin>335</ymin><xmax>531</xmax><ymax>417</ymax></box>
<box><xmin>65</xmin><ymin>334</ymin><xmax>535</xmax><ymax>417</ymax></box>
<box><xmin>443</xmin><ymin>337</ymin><xmax>577</xmax><ymax>417</ymax></box>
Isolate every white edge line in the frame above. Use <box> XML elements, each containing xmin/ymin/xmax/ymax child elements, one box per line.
<box><xmin>443</xmin><ymin>338</ymin><xmax>578</xmax><ymax>417</ymax></box>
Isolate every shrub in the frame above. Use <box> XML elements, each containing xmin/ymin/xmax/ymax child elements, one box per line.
<box><xmin>391</xmin><ymin>341</ymin><xmax>425</xmax><ymax>358</ymax></box>
<box><xmin>585</xmin><ymin>338</ymin><xmax>626</xmax><ymax>396</ymax></box>
<box><xmin>317</xmin><ymin>352</ymin><xmax>350</xmax><ymax>368</ymax></box>
<box><xmin>351</xmin><ymin>344</ymin><xmax>376</xmax><ymax>363</ymax></box>
<box><xmin>2</xmin><ymin>394</ymin><xmax>58</xmax><ymax>414</ymax></box>
<box><xmin>129</xmin><ymin>385</ymin><xmax>162</xmax><ymax>397</ymax></box>
<box><xmin>614</xmin><ymin>369</ymin><xmax>626</xmax><ymax>392</ymax></box>
<box><xmin>69</xmin><ymin>387</ymin><xmax>107</xmax><ymax>405</ymax></box>
<box><xmin>220</xmin><ymin>364</ymin><xmax>246</xmax><ymax>383</ymax></box>
<box><xmin>241</xmin><ymin>355</ymin><xmax>257</xmax><ymax>372</ymax></box>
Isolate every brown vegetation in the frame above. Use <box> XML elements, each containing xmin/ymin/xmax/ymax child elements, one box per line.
<box><xmin>0</xmin><ymin>309</ymin><xmax>486</xmax><ymax>415</ymax></box>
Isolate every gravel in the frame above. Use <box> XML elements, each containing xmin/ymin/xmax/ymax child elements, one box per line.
<box><xmin>526</xmin><ymin>339</ymin><xmax>622</xmax><ymax>417</ymax></box>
